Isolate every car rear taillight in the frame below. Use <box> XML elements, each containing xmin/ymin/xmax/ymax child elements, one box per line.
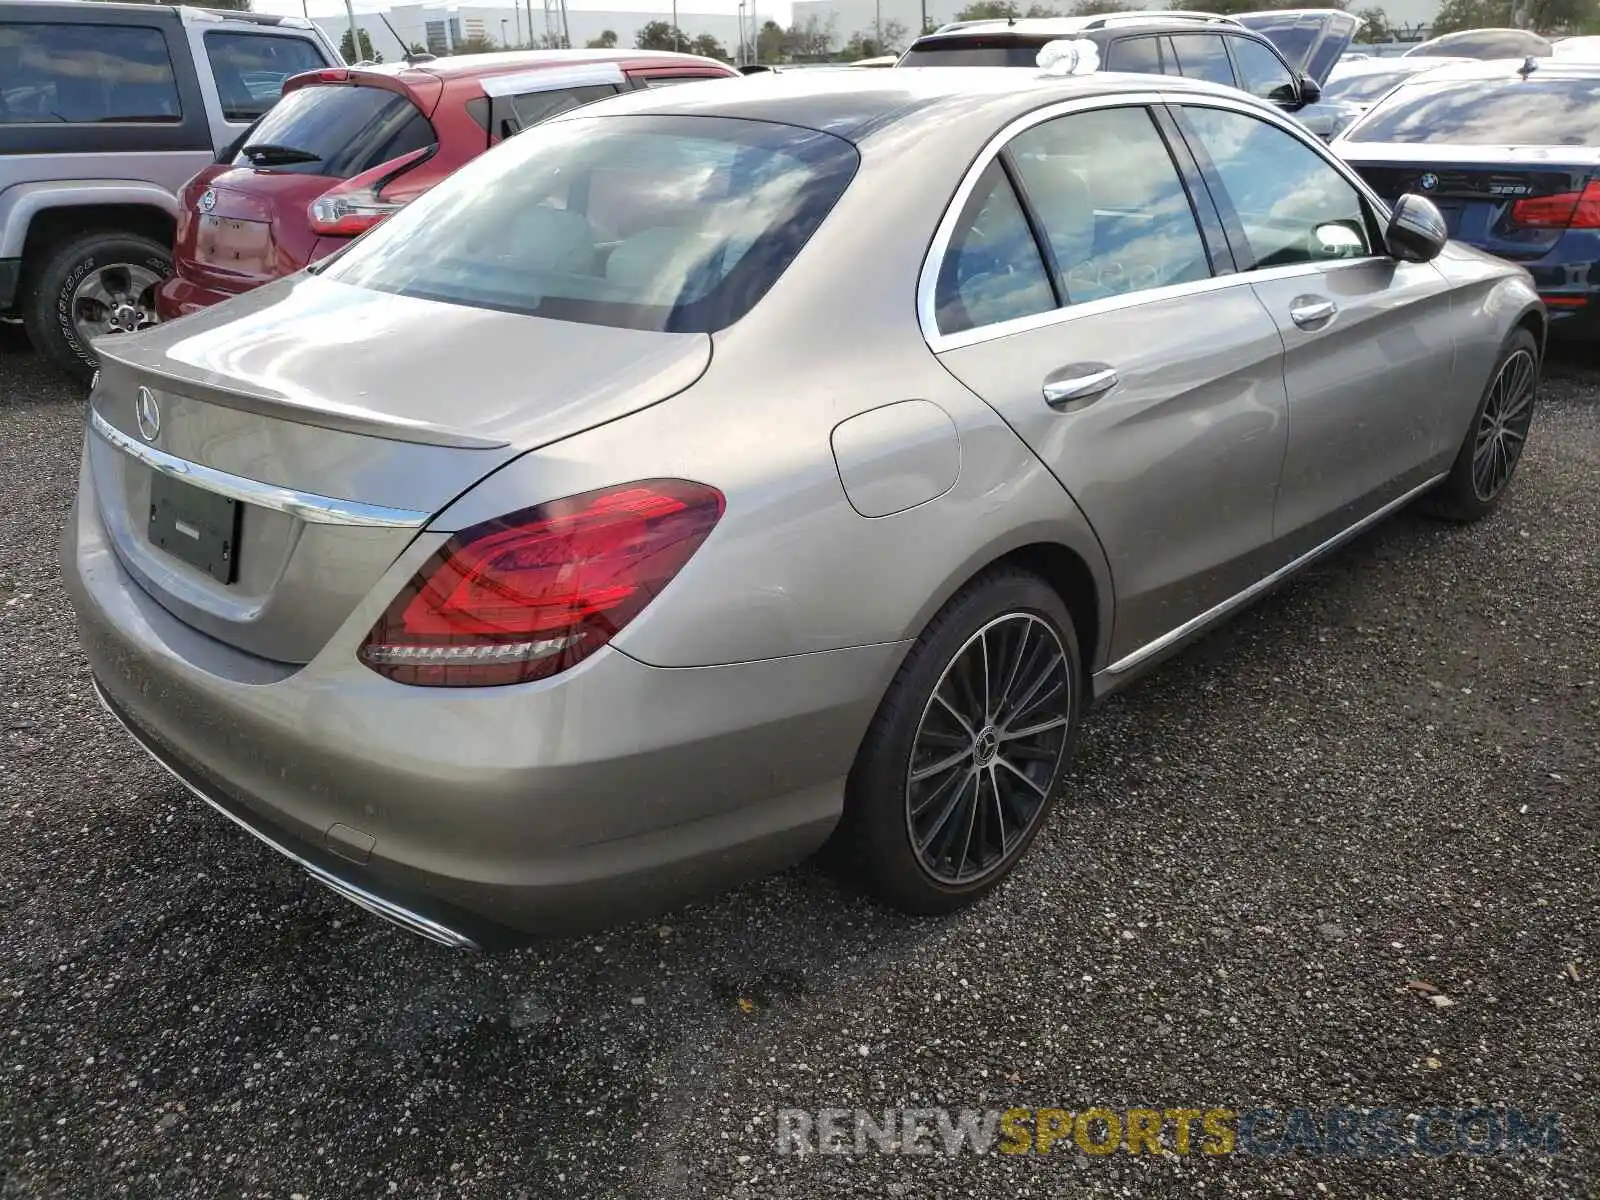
<box><xmin>359</xmin><ymin>480</ymin><xmax>725</xmax><ymax>687</ymax></box>
<box><xmin>307</xmin><ymin>145</ymin><xmax>431</xmax><ymax>236</ymax></box>
<box><xmin>1510</xmin><ymin>181</ymin><xmax>1600</xmax><ymax>229</ymax></box>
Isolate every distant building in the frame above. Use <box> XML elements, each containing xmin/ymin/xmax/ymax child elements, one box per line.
<box><xmin>316</xmin><ymin>3</ymin><xmax>745</xmax><ymax>60</ymax></box>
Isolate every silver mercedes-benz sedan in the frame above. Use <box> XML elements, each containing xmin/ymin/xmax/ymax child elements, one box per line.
<box><xmin>65</xmin><ymin>66</ymin><xmax>1544</xmax><ymax>948</ymax></box>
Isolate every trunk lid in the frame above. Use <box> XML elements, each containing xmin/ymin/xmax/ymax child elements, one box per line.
<box><xmin>1342</xmin><ymin>144</ymin><xmax>1600</xmax><ymax>261</ymax></box>
<box><xmin>88</xmin><ymin>275</ymin><xmax>712</xmax><ymax>663</ymax></box>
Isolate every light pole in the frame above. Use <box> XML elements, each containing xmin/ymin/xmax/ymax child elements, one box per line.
<box><xmin>672</xmin><ymin>0</ymin><xmax>680</xmax><ymax>49</ymax></box>
<box><xmin>874</xmin><ymin>0</ymin><xmax>881</xmax><ymax>52</ymax></box>
<box><xmin>342</xmin><ymin>0</ymin><xmax>360</xmax><ymax>62</ymax></box>
<box><xmin>501</xmin><ymin>18</ymin><xmax>509</xmax><ymax>46</ymax></box>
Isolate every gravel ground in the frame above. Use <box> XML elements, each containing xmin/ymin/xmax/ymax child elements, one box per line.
<box><xmin>1</xmin><ymin>324</ymin><xmax>1595</xmax><ymax>1199</ymax></box>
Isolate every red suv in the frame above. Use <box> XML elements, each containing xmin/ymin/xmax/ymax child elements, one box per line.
<box><xmin>155</xmin><ymin>50</ymin><xmax>736</xmax><ymax>319</ymax></box>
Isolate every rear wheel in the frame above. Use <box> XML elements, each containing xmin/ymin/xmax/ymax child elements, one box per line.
<box><xmin>835</xmin><ymin>568</ymin><xmax>1082</xmax><ymax>914</ymax></box>
<box><xmin>23</xmin><ymin>231</ymin><xmax>169</xmax><ymax>385</ymax></box>
<box><xmin>1425</xmin><ymin>327</ymin><xmax>1538</xmax><ymax>522</ymax></box>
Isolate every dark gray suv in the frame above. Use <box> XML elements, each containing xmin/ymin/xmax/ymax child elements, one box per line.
<box><xmin>899</xmin><ymin>9</ymin><xmax>1356</xmax><ymax>113</ymax></box>
<box><xmin>0</xmin><ymin>1</ymin><xmax>338</xmax><ymax>380</ymax></box>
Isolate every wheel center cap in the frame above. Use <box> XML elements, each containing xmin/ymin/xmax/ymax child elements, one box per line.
<box><xmin>108</xmin><ymin>302</ymin><xmax>141</xmax><ymax>332</ymax></box>
<box><xmin>974</xmin><ymin>727</ymin><xmax>1000</xmax><ymax>768</ymax></box>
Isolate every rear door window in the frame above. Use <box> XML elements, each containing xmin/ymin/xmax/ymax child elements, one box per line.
<box><xmin>499</xmin><ymin>84</ymin><xmax>621</xmax><ymax>137</ymax></box>
<box><xmin>1010</xmin><ymin>106</ymin><xmax>1211</xmax><ymax>302</ymax></box>
<box><xmin>0</xmin><ymin>22</ymin><xmax>180</xmax><ymax>123</ymax></box>
<box><xmin>936</xmin><ymin>162</ymin><xmax>1056</xmax><ymax>335</ymax></box>
<box><xmin>204</xmin><ymin>32</ymin><xmax>330</xmax><ymax>122</ymax></box>
<box><xmin>231</xmin><ymin>83</ymin><xmax>434</xmax><ymax>176</ymax></box>
<box><xmin>1105</xmin><ymin>36</ymin><xmax>1164</xmax><ymax>74</ymax></box>
<box><xmin>633</xmin><ymin>73</ymin><xmax>731</xmax><ymax>88</ymax></box>
<box><xmin>1169</xmin><ymin>34</ymin><xmax>1235</xmax><ymax>87</ymax></box>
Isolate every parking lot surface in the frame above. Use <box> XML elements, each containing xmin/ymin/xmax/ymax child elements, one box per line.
<box><xmin>1</xmin><ymin>326</ymin><xmax>1595</xmax><ymax>1198</ymax></box>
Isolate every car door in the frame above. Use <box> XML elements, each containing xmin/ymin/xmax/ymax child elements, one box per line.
<box><xmin>927</xmin><ymin>100</ymin><xmax>1291</xmax><ymax>665</ymax></box>
<box><xmin>1171</xmin><ymin>99</ymin><xmax>1458</xmax><ymax>555</ymax></box>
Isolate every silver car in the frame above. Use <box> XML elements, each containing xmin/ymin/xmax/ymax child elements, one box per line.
<box><xmin>65</xmin><ymin>68</ymin><xmax>1544</xmax><ymax>947</ymax></box>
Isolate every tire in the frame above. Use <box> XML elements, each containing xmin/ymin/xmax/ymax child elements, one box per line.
<box><xmin>22</xmin><ymin>230</ymin><xmax>170</xmax><ymax>385</ymax></box>
<box><xmin>1424</xmin><ymin>327</ymin><xmax>1539</xmax><ymax>522</ymax></box>
<box><xmin>833</xmin><ymin>567</ymin><xmax>1083</xmax><ymax>915</ymax></box>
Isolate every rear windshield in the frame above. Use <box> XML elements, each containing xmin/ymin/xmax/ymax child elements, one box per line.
<box><xmin>321</xmin><ymin>114</ymin><xmax>859</xmax><ymax>334</ymax></box>
<box><xmin>1346</xmin><ymin>76</ymin><xmax>1600</xmax><ymax>145</ymax></box>
<box><xmin>899</xmin><ymin>36</ymin><xmax>1051</xmax><ymax>67</ymax></box>
<box><xmin>1408</xmin><ymin>30</ymin><xmax>1548</xmax><ymax>57</ymax></box>
<box><xmin>1323</xmin><ymin>67</ymin><xmax>1418</xmax><ymax>105</ymax></box>
<box><xmin>231</xmin><ymin>82</ymin><xmax>434</xmax><ymax>176</ymax></box>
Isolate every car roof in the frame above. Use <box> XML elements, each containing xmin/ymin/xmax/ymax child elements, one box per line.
<box><xmin>914</xmin><ymin>13</ymin><xmax>1245</xmax><ymax>43</ymax></box>
<box><xmin>1393</xmin><ymin>55</ymin><xmax>1600</xmax><ymax>83</ymax></box>
<box><xmin>0</xmin><ymin>0</ymin><xmax>314</xmax><ymax>24</ymax></box>
<box><xmin>584</xmin><ymin>64</ymin><xmax>1276</xmax><ymax>142</ymax></box>
<box><xmin>382</xmin><ymin>48</ymin><xmax>729</xmax><ymax>81</ymax></box>
<box><xmin>1328</xmin><ymin>54</ymin><xmax>1471</xmax><ymax>78</ymax></box>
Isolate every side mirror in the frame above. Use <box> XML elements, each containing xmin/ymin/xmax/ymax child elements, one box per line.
<box><xmin>1295</xmin><ymin>71</ymin><xmax>1321</xmax><ymax>107</ymax></box>
<box><xmin>1386</xmin><ymin>193</ymin><xmax>1448</xmax><ymax>263</ymax></box>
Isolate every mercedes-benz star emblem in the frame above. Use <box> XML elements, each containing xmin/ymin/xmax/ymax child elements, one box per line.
<box><xmin>198</xmin><ymin>188</ymin><xmax>217</xmax><ymax>213</ymax></box>
<box><xmin>135</xmin><ymin>386</ymin><xmax>161</xmax><ymax>442</ymax></box>
<box><xmin>1419</xmin><ymin>173</ymin><xmax>1439</xmax><ymax>192</ymax></box>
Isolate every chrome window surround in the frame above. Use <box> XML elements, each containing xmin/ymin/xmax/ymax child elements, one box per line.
<box><xmin>918</xmin><ymin>89</ymin><xmax>1401</xmax><ymax>354</ymax></box>
<box><xmin>90</xmin><ymin>409</ymin><xmax>430</xmax><ymax>529</ymax></box>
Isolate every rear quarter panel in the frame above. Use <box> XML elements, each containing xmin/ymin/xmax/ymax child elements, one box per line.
<box><xmin>427</xmin><ymin>115</ymin><xmax>1116</xmax><ymax>672</ymax></box>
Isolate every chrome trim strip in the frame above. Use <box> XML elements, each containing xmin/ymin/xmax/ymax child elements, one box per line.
<box><xmin>90</xmin><ymin>409</ymin><xmax>431</xmax><ymax>529</ymax></box>
<box><xmin>918</xmin><ymin>89</ymin><xmax>1400</xmax><ymax>355</ymax></box>
<box><xmin>1098</xmin><ymin>473</ymin><xmax>1447</xmax><ymax>679</ymax></box>
<box><xmin>90</xmin><ymin>678</ymin><xmax>479</xmax><ymax>949</ymax></box>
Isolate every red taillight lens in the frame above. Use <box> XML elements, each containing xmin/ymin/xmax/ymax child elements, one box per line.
<box><xmin>307</xmin><ymin>145</ymin><xmax>431</xmax><ymax>236</ymax></box>
<box><xmin>308</xmin><ymin>187</ymin><xmax>407</xmax><ymax>236</ymax></box>
<box><xmin>359</xmin><ymin>480</ymin><xmax>724</xmax><ymax>687</ymax></box>
<box><xmin>1510</xmin><ymin>181</ymin><xmax>1600</xmax><ymax>229</ymax></box>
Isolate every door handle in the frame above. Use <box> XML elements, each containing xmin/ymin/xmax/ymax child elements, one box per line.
<box><xmin>1289</xmin><ymin>296</ymin><xmax>1338</xmax><ymax>329</ymax></box>
<box><xmin>1042</xmin><ymin>364</ymin><xmax>1119</xmax><ymax>410</ymax></box>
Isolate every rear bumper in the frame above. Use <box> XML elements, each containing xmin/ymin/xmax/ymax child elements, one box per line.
<box><xmin>154</xmin><ymin>270</ymin><xmax>251</xmax><ymax>320</ymax></box>
<box><xmin>63</xmin><ymin>451</ymin><xmax>903</xmax><ymax>942</ymax></box>
<box><xmin>1538</xmin><ymin>289</ymin><xmax>1600</xmax><ymax>337</ymax></box>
